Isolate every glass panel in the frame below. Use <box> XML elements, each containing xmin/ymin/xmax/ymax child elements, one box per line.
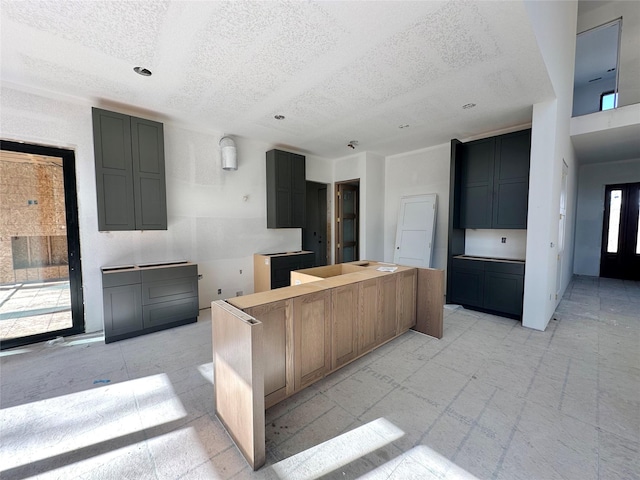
<box><xmin>636</xmin><ymin>203</ymin><xmax>640</xmax><ymax>255</ymax></box>
<box><xmin>1</xmin><ymin>152</ymin><xmax>72</xmax><ymax>342</ymax></box>
<box><xmin>573</xmin><ymin>20</ymin><xmax>620</xmax><ymax>117</ymax></box>
<box><xmin>343</xmin><ymin>219</ymin><xmax>355</xmax><ymax>242</ymax></box>
<box><xmin>343</xmin><ymin>190</ymin><xmax>354</xmax><ymax>215</ymax></box>
<box><xmin>343</xmin><ymin>246</ymin><xmax>355</xmax><ymax>263</ymax></box>
<box><xmin>607</xmin><ymin>189</ymin><xmax>622</xmax><ymax>253</ymax></box>
<box><xmin>601</xmin><ymin>92</ymin><xmax>617</xmax><ymax>111</ymax></box>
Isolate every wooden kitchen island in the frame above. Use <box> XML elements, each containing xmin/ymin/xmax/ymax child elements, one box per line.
<box><xmin>211</xmin><ymin>261</ymin><xmax>444</xmax><ymax>469</ymax></box>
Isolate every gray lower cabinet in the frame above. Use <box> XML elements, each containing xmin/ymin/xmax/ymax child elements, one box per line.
<box><xmin>102</xmin><ymin>263</ymin><xmax>198</xmax><ymax>343</ymax></box>
<box><xmin>449</xmin><ymin>258</ymin><xmax>524</xmax><ymax>318</ymax></box>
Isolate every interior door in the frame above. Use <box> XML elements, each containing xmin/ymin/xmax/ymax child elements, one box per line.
<box><xmin>335</xmin><ymin>181</ymin><xmax>359</xmax><ymax>263</ymax></box>
<box><xmin>394</xmin><ymin>194</ymin><xmax>437</xmax><ymax>267</ymax></box>
<box><xmin>600</xmin><ymin>182</ymin><xmax>640</xmax><ymax>280</ymax></box>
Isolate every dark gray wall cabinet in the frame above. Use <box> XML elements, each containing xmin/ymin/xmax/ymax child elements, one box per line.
<box><xmin>449</xmin><ymin>257</ymin><xmax>525</xmax><ymax>318</ymax></box>
<box><xmin>266</xmin><ymin>149</ymin><xmax>306</xmax><ymax>228</ymax></box>
<box><xmin>460</xmin><ymin>129</ymin><xmax>531</xmax><ymax>229</ymax></box>
<box><xmin>102</xmin><ymin>263</ymin><xmax>198</xmax><ymax>343</ymax></box>
<box><xmin>93</xmin><ymin>107</ymin><xmax>167</xmax><ymax>231</ymax></box>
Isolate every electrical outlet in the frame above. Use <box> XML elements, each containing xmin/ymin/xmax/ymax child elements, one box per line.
<box><xmin>501</xmin><ymin>237</ymin><xmax>506</xmax><ymax>244</ymax></box>
<box><xmin>239</xmin><ymin>269</ymin><xmax>243</xmax><ymax>274</ymax></box>
<box><xmin>217</xmin><ymin>288</ymin><xmax>222</xmax><ymax>295</ymax></box>
<box><xmin>236</xmin><ymin>291</ymin><xmax>243</xmax><ymax>296</ymax></box>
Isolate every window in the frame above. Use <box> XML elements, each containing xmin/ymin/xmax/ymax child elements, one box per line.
<box><xmin>600</xmin><ymin>90</ymin><xmax>617</xmax><ymax>111</ymax></box>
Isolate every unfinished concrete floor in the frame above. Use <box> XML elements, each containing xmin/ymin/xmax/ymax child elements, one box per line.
<box><xmin>0</xmin><ymin>276</ymin><xmax>638</xmax><ymax>479</ymax></box>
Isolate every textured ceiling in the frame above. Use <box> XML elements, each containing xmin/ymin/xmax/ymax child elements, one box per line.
<box><xmin>1</xmin><ymin>0</ymin><xmax>555</xmax><ymax>159</ymax></box>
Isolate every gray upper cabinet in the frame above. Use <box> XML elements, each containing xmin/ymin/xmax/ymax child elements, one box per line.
<box><xmin>459</xmin><ymin>129</ymin><xmax>531</xmax><ymax>229</ymax></box>
<box><xmin>460</xmin><ymin>138</ymin><xmax>495</xmax><ymax>229</ymax></box>
<box><xmin>93</xmin><ymin>108</ymin><xmax>167</xmax><ymax>231</ymax></box>
<box><xmin>493</xmin><ymin>130</ymin><xmax>531</xmax><ymax>229</ymax></box>
<box><xmin>266</xmin><ymin>149</ymin><xmax>306</xmax><ymax>228</ymax></box>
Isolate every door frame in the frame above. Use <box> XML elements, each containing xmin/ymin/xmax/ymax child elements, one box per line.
<box><xmin>335</xmin><ymin>179</ymin><xmax>360</xmax><ymax>264</ymax></box>
<box><xmin>0</xmin><ymin>140</ymin><xmax>85</xmax><ymax>350</ymax></box>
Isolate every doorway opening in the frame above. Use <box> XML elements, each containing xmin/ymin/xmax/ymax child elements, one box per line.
<box><xmin>0</xmin><ymin>140</ymin><xmax>84</xmax><ymax>350</ymax></box>
<box><xmin>600</xmin><ymin>182</ymin><xmax>640</xmax><ymax>280</ymax></box>
<box><xmin>303</xmin><ymin>181</ymin><xmax>329</xmax><ymax>267</ymax></box>
<box><xmin>335</xmin><ymin>180</ymin><xmax>359</xmax><ymax>264</ymax></box>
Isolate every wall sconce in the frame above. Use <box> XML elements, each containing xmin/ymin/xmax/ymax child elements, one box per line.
<box><xmin>220</xmin><ymin>136</ymin><xmax>237</xmax><ymax>171</ymax></box>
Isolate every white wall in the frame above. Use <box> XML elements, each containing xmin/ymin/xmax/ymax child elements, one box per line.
<box><xmin>574</xmin><ymin>157</ymin><xmax>640</xmax><ymax>276</ymax></box>
<box><xmin>0</xmin><ymin>85</ymin><xmax>307</xmax><ymax>333</ymax></box>
<box><xmin>577</xmin><ymin>0</ymin><xmax>640</xmax><ymax>109</ymax></box>
<box><xmin>383</xmin><ymin>143</ymin><xmax>450</xmax><ymax>270</ymax></box>
<box><xmin>465</xmin><ymin>229</ymin><xmax>527</xmax><ymax>260</ymax></box>
<box><xmin>363</xmin><ymin>152</ymin><xmax>385</xmax><ymax>261</ymax></box>
<box><xmin>523</xmin><ymin>0</ymin><xmax>579</xmax><ymax>331</ymax></box>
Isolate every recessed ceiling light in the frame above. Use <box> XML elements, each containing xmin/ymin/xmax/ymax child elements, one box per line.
<box><xmin>462</xmin><ymin>103</ymin><xmax>476</xmax><ymax>109</ymax></box>
<box><xmin>399</xmin><ymin>124</ymin><xmax>410</xmax><ymax>129</ymax></box>
<box><xmin>274</xmin><ymin>114</ymin><xmax>285</xmax><ymax>120</ymax></box>
<box><xmin>134</xmin><ymin>66</ymin><xmax>152</xmax><ymax>76</ymax></box>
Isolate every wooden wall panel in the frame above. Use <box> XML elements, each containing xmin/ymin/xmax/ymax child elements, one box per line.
<box><xmin>211</xmin><ymin>300</ymin><xmax>265</xmax><ymax>470</ymax></box>
<box><xmin>414</xmin><ymin>268</ymin><xmax>445</xmax><ymax>338</ymax></box>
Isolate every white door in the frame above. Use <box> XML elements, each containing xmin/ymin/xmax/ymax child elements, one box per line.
<box><xmin>556</xmin><ymin>161</ymin><xmax>568</xmax><ymax>299</ymax></box>
<box><xmin>393</xmin><ymin>194</ymin><xmax>437</xmax><ymax>267</ymax></box>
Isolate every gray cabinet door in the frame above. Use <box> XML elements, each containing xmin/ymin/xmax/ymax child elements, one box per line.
<box><xmin>131</xmin><ymin>116</ymin><xmax>167</xmax><ymax>230</ymax></box>
<box><xmin>483</xmin><ymin>271</ymin><xmax>524</xmax><ymax>316</ymax></box>
<box><xmin>449</xmin><ymin>259</ymin><xmax>484</xmax><ymax>307</ymax></box>
<box><xmin>493</xmin><ymin>130</ymin><xmax>531</xmax><ymax>229</ymax></box>
<box><xmin>93</xmin><ymin>108</ymin><xmax>136</xmax><ymax>231</ymax></box>
<box><xmin>460</xmin><ymin>138</ymin><xmax>495</xmax><ymax>229</ymax></box>
<box><xmin>103</xmin><ymin>284</ymin><xmax>143</xmax><ymax>341</ymax></box>
<box><xmin>291</xmin><ymin>153</ymin><xmax>306</xmax><ymax>227</ymax></box>
<box><xmin>266</xmin><ymin>149</ymin><xmax>306</xmax><ymax>228</ymax></box>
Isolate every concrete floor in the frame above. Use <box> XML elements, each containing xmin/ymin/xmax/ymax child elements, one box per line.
<box><xmin>0</xmin><ymin>275</ymin><xmax>638</xmax><ymax>479</ymax></box>
<box><xmin>0</xmin><ymin>281</ymin><xmax>72</xmax><ymax>340</ymax></box>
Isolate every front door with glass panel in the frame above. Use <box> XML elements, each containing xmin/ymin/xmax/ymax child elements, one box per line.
<box><xmin>600</xmin><ymin>183</ymin><xmax>640</xmax><ymax>280</ymax></box>
<box><xmin>0</xmin><ymin>141</ymin><xmax>84</xmax><ymax>349</ymax></box>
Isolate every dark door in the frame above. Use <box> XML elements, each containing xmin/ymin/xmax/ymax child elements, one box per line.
<box><xmin>335</xmin><ymin>181</ymin><xmax>359</xmax><ymax>263</ymax></box>
<box><xmin>600</xmin><ymin>183</ymin><xmax>640</xmax><ymax>280</ymax></box>
<box><xmin>1</xmin><ymin>140</ymin><xmax>85</xmax><ymax>350</ymax></box>
<box><xmin>303</xmin><ymin>181</ymin><xmax>328</xmax><ymax>266</ymax></box>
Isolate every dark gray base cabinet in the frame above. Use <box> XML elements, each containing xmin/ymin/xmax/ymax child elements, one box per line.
<box><xmin>102</xmin><ymin>263</ymin><xmax>198</xmax><ymax>343</ymax></box>
<box><xmin>449</xmin><ymin>258</ymin><xmax>524</xmax><ymax>318</ymax></box>
<box><xmin>271</xmin><ymin>253</ymin><xmax>315</xmax><ymax>289</ymax></box>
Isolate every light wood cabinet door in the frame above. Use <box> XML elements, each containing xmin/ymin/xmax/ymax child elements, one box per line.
<box><xmin>378</xmin><ymin>274</ymin><xmax>398</xmax><ymax>343</ymax></box>
<box><xmin>293</xmin><ymin>290</ymin><xmax>331</xmax><ymax>390</ymax></box>
<box><xmin>246</xmin><ymin>300</ymin><xmax>293</xmax><ymax>407</ymax></box>
<box><xmin>358</xmin><ymin>278</ymin><xmax>380</xmax><ymax>353</ymax></box>
<box><xmin>397</xmin><ymin>269</ymin><xmax>417</xmax><ymax>332</ymax></box>
<box><xmin>331</xmin><ymin>284</ymin><xmax>358</xmax><ymax>370</ymax></box>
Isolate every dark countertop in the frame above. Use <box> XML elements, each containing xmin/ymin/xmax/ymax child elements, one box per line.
<box><xmin>453</xmin><ymin>255</ymin><xmax>525</xmax><ymax>264</ymax></box>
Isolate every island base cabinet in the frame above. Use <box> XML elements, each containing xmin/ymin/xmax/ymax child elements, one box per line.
<box><xmin>358</xmin><ymin>278</ymin><xmax>380</xmax><ymax>354</ymax></box>
<box><xmin>331</xmin><ymin>284</ymin><xmax>359</xmax><ymax>370</ymax></box>
<box><xmin>245</xmin><ymin>300</ymin><xmax>292</xmax><ymax>409</ymax></box>
<box><xmin>293</xmin><ymin>290</ymin><xmax>331</xmax><ymax>391</ymax></box>
<box><xmin>397</xmin><ymin>269</ymin><xmax>417</xmax><ymax>332</ymax></box>
<box><xmin>379</xmin><ymin>275</ymin><xmax>398</xmax><ymax>343</ymax></box>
